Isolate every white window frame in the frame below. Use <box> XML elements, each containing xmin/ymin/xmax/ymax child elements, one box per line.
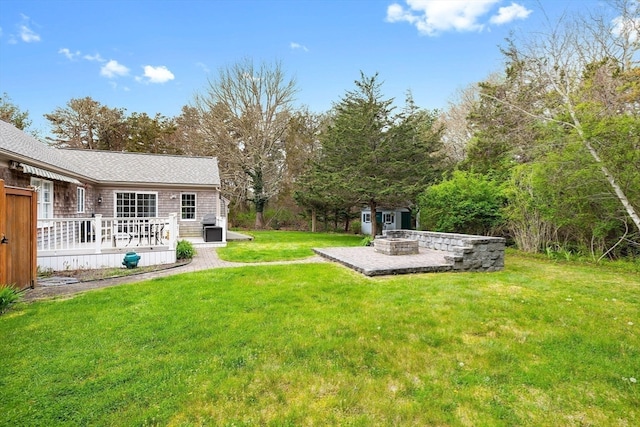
<box><xmin>362</xmin><ymin>213</ymin><xmax>371</xmax><ymax>223</ymax></box>
<box><xmin>30</xmin><ymin>177</ymin><xmax>54</xmax><ymax>222</ymax></box>
<box><xmin>384</xmin><ymin>213</ymin><xmax>395</xmax><ymax>224</ymax></box>
<box><xmin>181</xmin><ymin>193</ymin><xmax>197</xmax><ymax>221</ymax></box>
<box><xmin>77</xmin><ymin>187</ymin><xmax>86</xmax><ymax>213</ymax></box>
<box><xmin>114</xmin><ymin>191</ymin><xmax>158</xmax><ymax>218</ymax></box>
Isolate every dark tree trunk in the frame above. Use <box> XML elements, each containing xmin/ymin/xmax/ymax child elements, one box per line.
<box><xmin>311</xmin><ymin>208</ymin><xmax>317</xmax><ymax>232</ymax></box>
<box><xmin>250</xmin><ymin>169</ymin><xmax>267</xmax><ymax>229</ymax></box>
<box><xmin>370</xmin><ymin>200</ymin><xmax>378</xmax><ymax>236</ymax></box>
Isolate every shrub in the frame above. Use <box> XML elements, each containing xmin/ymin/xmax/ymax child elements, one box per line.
<box><xmin>351</xmin><ymin>220</ymin><xmax>362</xmax><ymax>235</ymax></box>
<box><xmin>230</xmin><ymin>207</ymin><xmax>309</xmax><ymax>231</ymax></box>
<box><xmin>229</xmin><ymin>210</ymin><xmax>256</xmax><ymax>229</ymax></box>
<box><xmin>0</xmin><ymin>284</ymin><xmax>21</xmax><ymax>314</ymax></box>
<box><xmin>361</xmin><ymin>235</ymin><xmax>374</xmax><ymax>246</ymax></box>
<box><xmin>418</xmin><ymin>171</ymin><xmax>506</xmax><ymax>235</ymax></box>
<box><xmin>176</xmin><ymin>240</ymin><xmax>196</xmax><ymax>260</ymax></box>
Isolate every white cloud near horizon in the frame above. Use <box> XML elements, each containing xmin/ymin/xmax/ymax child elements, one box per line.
<box><xmin>386</xmin><ymin>0</ymin><xmax>531</xmax><ymax>36</ymax></box>
<box><xmin>59</xmin><ymin>47</ymin><xmax>175</xmax><ymax>85</ymax></box>
<box><xmin>100</xmin><ymin>60</ymin><xmax>130</xmax><ymax>78</ymax></box>
<box><xmin>290</xmin><ymin>42</ymin><xmax>309</xmax><ymax>52</ymax></box>
<box><xmin>140</xmin><ymin>65</ymin><xmax>175</xmax><ymax>83</ymax></box>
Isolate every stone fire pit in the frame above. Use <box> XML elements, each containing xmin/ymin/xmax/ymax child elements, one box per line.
<box><xmin>374</xmin><ymin>237</ymin><xmax>419</xmax><ymax>256</ymax></box>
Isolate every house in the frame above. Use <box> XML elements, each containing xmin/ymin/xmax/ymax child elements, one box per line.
<box><xmin>360</xmin><ymin>206</ymin><xmax>412</xmax><ymax>235</ymax></box>
<box><xmin>0</xmin><ymin>120</ymin><xmax>227</xmax><ymax>271</ymax></box>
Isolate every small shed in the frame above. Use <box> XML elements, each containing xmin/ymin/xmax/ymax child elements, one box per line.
<box><xmin>360</xmin><ymin>207</ymin><xmax>412</xmax><ymax>235</ymax></box>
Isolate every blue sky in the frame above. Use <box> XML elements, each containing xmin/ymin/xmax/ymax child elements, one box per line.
<box><xmin>0</xmin><ymin>0</ymin><xmax>604</xmax><ymax>135</ymax></box>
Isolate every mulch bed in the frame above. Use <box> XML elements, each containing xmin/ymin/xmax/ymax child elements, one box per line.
<box><xmin>39</xmin><ymin>260</ymin><xmax>191</xmax><ymax>284</ymax></box>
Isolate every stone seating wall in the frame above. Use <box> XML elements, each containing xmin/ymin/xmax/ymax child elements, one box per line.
<box><xmin>382</xmin><ymin>230</ymin><xmax>506</xmax><ymax>272</ymax></box>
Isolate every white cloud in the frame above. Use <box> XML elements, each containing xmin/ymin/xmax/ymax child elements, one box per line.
<box><xmin>387</xmin><ymin>3</ymin><xmax>418</xmax><ymax>25</ymax></box>
<box><xmin>612</xmin><ymin>15</ymin><xmax>639</xmax><ymax>43</ymax></box>
<box><xmin>140</xmin><ymin>65</ymin><xmax>175</xmax><ymax>83</ymax></box>
<box><xmin>290</xmin><ymin>42</ymin><xmax>309</xmax><ymax>52</ymax></box>
<box><xmin>489</xmin><ymin>2</ymin><xmax>532</xmax><ymax>25</ymax></box>
<box><xmin>84</xmin><ymin>53</ymin><xmax>105</xmax><ymax>62</ymax></box>
<box><xmin>18</xmin><ymin>14</ymin><xmax>40</xmax><ymax>42</ymax></box>
<box><xmin>58</xmin><ymin>48</ymin><xmax>80</xmax><ymax>60</ymax></box>
<box><xmin>387</xmin><ymin>0</ymin><xmax>531</xmax><ymax>36</ymax></box>
<box><xmin>100</xmin><ymin>60</ymin><xmax>130</xmax><ymax>78</ymax></box>
<box><xmin>196</xmin><ymin>62</ymin><xmax>210</xmax><ymax>74</ymax></box>
<box><xmin>20</xmin><ymin>24</ymin><xmax>40</xmax><ymax>42</ymax></box>
<box><xmin>4</xmin><ymin>15</ymin><xmax>41</xmax><ymax>43</ymax></box>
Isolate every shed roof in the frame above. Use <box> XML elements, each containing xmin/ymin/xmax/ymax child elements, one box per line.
<box><xmin>0</xmin><ymin>120</ymin><xmax>220</xmax><ymax>187</ymax></box>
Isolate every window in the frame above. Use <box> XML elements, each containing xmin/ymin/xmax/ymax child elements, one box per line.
<box><xmin>384</xmin><ymin>213</ymin><xmax>395</xmax><ymax>224</ymax></box>
<box><xmin>115</xmin><ymin>192</ymin><xmax>157</xmax><ymax>218</ymax></box>
<box><xmin>30</xmin><ymin>177</ymin><xmax>53</xmax><ymax>219</ymax></box>
<box><xmin>362</xmin><ymin>213</ymin><xmax>371</xmax><ymax>223</ymax></box>
<box><xmin>136</xmin><ymin>193</ymin><xmax>157</xmax><ymax>217</ymax></box>
<box><xmin>77</xmin><ymin>187</ymin><xmax>85</xmax><ymax>213</ymax></box>
<box><xmin>181</xmin><ymin>193</ymin><xmax>196</xmax><ymax>220</ymax></box>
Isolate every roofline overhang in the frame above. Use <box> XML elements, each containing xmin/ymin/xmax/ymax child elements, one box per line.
<box><xmin>2</xmin><ymin>149</ymin><xmax>221</xmax><ymax>189</ymax></box>
<box><xmin>0</xmin><ymin>149</ymin><xmax>96</xmax><ymax>184</ymax></box>
<box><xmin>90</xmin><ymin>181</ymin><xmax>221</xmax><ymax>189</ymax></box>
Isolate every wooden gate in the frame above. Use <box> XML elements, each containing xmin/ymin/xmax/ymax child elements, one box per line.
<box><xmin>0</xmin><ymin>180</ymin><xmax>37</xmax><ymax>290</ymax></box>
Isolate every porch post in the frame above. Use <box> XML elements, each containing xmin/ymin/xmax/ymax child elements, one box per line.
<box><xmin>218</xmin><ymin>216</ymin><xmax>227</xmax><ymax>243</ymax></box>
<box><xmin>168</xmin><ymin>213</ymin><xmax>177</xmax><ymax>249</ymax></box>
<box><xmin>216</xmin><ymin>190</ymin><xmax>221</xmax><ymax>222</ymax></box>
<box><xmin>93</xmin><ymin>214</ymin><xmax>102</xmax><ymax>254</ymax></box>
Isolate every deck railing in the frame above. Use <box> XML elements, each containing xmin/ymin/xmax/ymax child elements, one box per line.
<box><xmin>37</xmin><ymin>214</ymin><xmax>178</xmax><ymax>254</ymax></box>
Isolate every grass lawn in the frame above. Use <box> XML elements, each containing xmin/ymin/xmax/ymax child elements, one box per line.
<box><xmin>1</xmin><ymin>250</ymin><xmax>638</xmax><ymax>425</ymax></box>
<box><xmin>217</xmin><ymin>230</ymin><xmax>364</xmax><ymax>262</ymax></box>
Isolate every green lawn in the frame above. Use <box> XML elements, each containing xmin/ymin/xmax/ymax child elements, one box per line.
<box><xmin>1</xmin><ymin>250</ymin><xmax>638</xmax><ymax>426</ymax></box>
<box><xmin>218</xmin><ymin>230</ymin><xmax>364</xmax><ymax>262</ymax></box>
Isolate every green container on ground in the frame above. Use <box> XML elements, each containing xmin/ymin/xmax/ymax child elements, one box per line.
<box><xmin>122</xmin><ymin>252</ymin><xmax>141</xmax><ymax>269</ymax></box>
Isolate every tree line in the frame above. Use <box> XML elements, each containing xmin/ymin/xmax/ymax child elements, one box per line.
<box><xmin>431</xmin><ymin>0</ymin><xmax>639</xmax><ymax>259</ymax></box>
<box><xmin>1</xmin><ymin>0</ymin><xmax>638</xmax><ymax>259</ymax></box>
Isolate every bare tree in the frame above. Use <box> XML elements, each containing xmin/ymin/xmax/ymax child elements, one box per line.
<box><xmin>281</xmin><ymin>108</ymin><xmax>327</xmax><ymax>194</ymax></box>
<box><xmin>438</xmin><ymin>75</ymin><xmax>501</xmax><ymax>163</ymax></box>
<box><xmin>195</xmin><ymin>59</ymin><xmax>298</xmax><ymax>228</ymax></box>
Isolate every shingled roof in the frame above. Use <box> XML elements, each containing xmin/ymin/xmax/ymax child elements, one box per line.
<box><xmin>58</xmin><ymin>149</ymin><xmax>220</xmax><ymax>186</ymax></box>
<box><xmin>0</xmin><ymin>120</ymin><xmax>81</xmax><ymax>176</ymax></box>
<box><xmin>0</xmin><ymin>120</ymin><xmax>220</xmax><ymax>187</ymax></box>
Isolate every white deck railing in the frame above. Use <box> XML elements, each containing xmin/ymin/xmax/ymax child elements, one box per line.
<box><xmin>37</xmin><ymin>214</ymin><xmax>178</xmax><ymax>254</ymax></box>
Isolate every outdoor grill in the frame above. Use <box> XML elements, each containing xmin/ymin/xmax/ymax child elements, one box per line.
<box><xmin>201</xmin><ymin>213</ymin><xmax>222</xmax><ymax>242</ymax></box>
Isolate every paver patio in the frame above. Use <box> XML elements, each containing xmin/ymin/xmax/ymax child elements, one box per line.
<box><xmin>314</xmin><ymin>246</ymin><xmax>453</xmax><ymax>276</ymax></box>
